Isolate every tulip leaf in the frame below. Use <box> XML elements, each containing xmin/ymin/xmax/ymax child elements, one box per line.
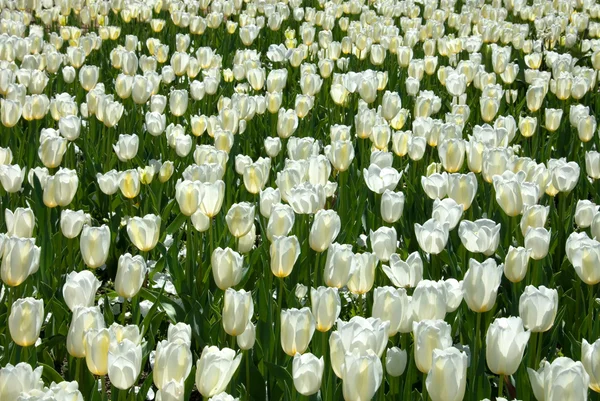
<box><xmin>39</xmin><ymin>362</ymin><xmax>65</xmax><ymax>385</ymax></box>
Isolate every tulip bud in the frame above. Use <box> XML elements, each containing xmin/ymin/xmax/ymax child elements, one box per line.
<box><xmin>309</xmin><ymin>210</ymin><xmax>341</xmax><ymax>252</ymax></box>
<box><xmin>504</xmin><ymin>246</ymin><xmax>531</xmax><ymax>283</ymax></box>
<box><xmin>293</xmin><ymin>353</ymin><xmax>324</xmax><ymax>396</ymax></box>
<box><xmin>237</xmin><ymin>321</ymin><xmax>256</xmax><ymax>351</ymax></box>
<box><xmin>347</xmin><ymin>252</ymin><xmax>378</xmax><ymax>295</ymax></box>
<box><xmin>153</xmin><ymin>340</ymin><xmax>193</xmax><ymax>389</ymax></box>
<box><xmin>415</xmin><ymin>218</ymin><xmax>450</xmax><ymax>255</ymax></box>
<box><xmin>115</xmin><ymin>253</ymin><xmax>147</xmax><ymax>299</ymax></box>
<box><xmin>270</xmin><ymin>235</ymin><xmax>301</xmax><ymax>278</ymax></box>
<box><xmin>5</xmin><ymin>208</ymin><xmax>34</xmax><ymax>238</ymax></box>
<box><xmin>212</xmin><ymin>247</ymin><xmax>245</xmax><ymax>290</ymax></box>
<box><xmin>426</xmin><ymin>347</ymin><xmax>468</xmax><ymax>401</ymax></box>
<box><xmin>281</xmin><ymin>307</ymin><xmax>316</xmax><ymax>356</ymax></box>
<box><xmin>341</xmin><ymin>349</ymin><xmax>383</xmax><ymax>401</ymax></box>
<box><xmin>323</xmin><ymin>243</ymin><xmax>355</xmax><ymax>288</ymax></box>
<box><xmin>175</xmin><ymin>180</ymin><xmax>204</xmax><ymax>216</ymax></box>
<box><xmin>9</xmin><ymin>297</ymin><xmax>43</xmax><ymax>347</ymax></box>
<box><xmin>60</xmin><ymin>209</ymin><xmax>90</xmax><ymax>239</ymax></box>
<box><xmin>386</xmin><ymin>347</ymin><xmax>407</xmax><ymax>377</ymax></box>
<box><xmin>108</xmin><ymin>339</ymin><xmax>143</xmax><ymax>389</ymax></box>
<box><xmin>413</xmin><ymin>319</ymin><xmax>453</xmax><ymax>373</ymax></box>
<box><xmin>84</xmin><ymin>328</ymin><xmax>110</xmax><ymax>375</ymax></box>
<box><xmin>0</xmin><ymin>363</ymin><xmax>44</xmax><ymax>400</ymax></box>
<box><xmin>127</xmin><ymin>214</ymin><xmax>160</xmax><ymax>252</ymax></box>
<box><xmin>97</xmin><ymin>170</ymin><xmax>119</xmax><ymax>195</ymax></box>
<box><xmin>223</xmin><ymin>289</ymin><xmax>254</xmax><ymax>337</ymax></box>
<box><xmin>486</xmin><ymin>316</ymin><xmax>530</xmax><ymax>375</ymax></box>
<box><xmin>267</xmin><ymin>204</ymin><xmax>295</xmax><ymax>241</ymax></box>
<box><xmin>383</xmin><ymin>252</ymin><xmax>423</xmax><ymax>288</ymax></box>
<box><xmin>67</xmin><ymin>306</ymin><xmax>105</xmax><ymax>358</ymax></box>
<box><xmin>156</xmin><ymin>379</ymin><xmax>184</xmax><ymax>401</ymax></box>
<box><xmin>369</xmin><ymin>226</ymin><xmax>396</xmax><ymax>262</ymax></box>
<box><xmin>226</xmin><ymin>203</ymin><xmax>255</xmax><ymax>238</ymax></box>
<box><xmin>195</xmin><ymin>346</ymin><xmax>242</xmax><ymax>398</ymax></box>
<box><xmin>119</xmin><ymin>169</ymin><xmax>141</xmax><ymax>199</ymax></box>
<box><xmin>524</xmin><ymin>227</ymin><xmax>551</xmax><ymax>260</ymax></box>
<box><xmin>1</xmin><ymin>237</ymin><xmax>40</xmax><ymax>287</ymax></box>
<box><xmin>462</xmin><ymin>258</ymin><xmax>503</xmax><ymax>313</ymax></box>
<box><xmin>412</xmin><ymin>280</ymin><xmax>448</xmax><ymax>322</ymax></box>
<box><xmin>310</xmin><ymin>286</ymin><xmax>341</xmax><ymax>332</ymax></box>
<box><xmin>372</xmin><ymin>286</ymin><xmax>409</xmax><ymax>335</ymax></box>
<box><xmin>80</xmin><ymin>225</ymin><xmax>111</xmax><ymax>269</ymax></box>
<box><xmin>519</xmin><ymin>285</ymin><xmax>558</xmax><ymax>332</ymax></box>
<box><xmin>380</xmin><ymin>190</ymin><xmax>405</xmax><ymax>223</ymax></box>
<box><xmin>458</xmin><ymin>219</ymin><xmax>501</xmax><ymax>256</ymax></box>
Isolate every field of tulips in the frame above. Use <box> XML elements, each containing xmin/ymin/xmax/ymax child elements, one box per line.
<box><xmin>2</xmin><ymin>0</ymin><xmax>600</xmax><ymax>400</ymax></box>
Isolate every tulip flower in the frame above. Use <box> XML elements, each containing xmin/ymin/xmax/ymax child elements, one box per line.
<box><xmin>119</xmin><ymin>169</ymin><xmax>140</xmax><ymax>199</ymax></box>
<box><xmin>195</xmin><ymin>346</ymin><xmax>242</xmax><ymax>398</ymax></box>
<box><xmin>309</xmin><ymin>209</ymin><xmax>341</xmax><ymax>252</ymax></box>
<box><xmin>153</xmin><ymin>340</ymin><xmax>193</xmax><ymax>389</ymax></box>
<box><xmin>259</xmin><ymin>188</ymin><xmax>281</xmax><ymax>218</ymax></box>
<box><xmin>115</xmin><ymin>253</ymin><xmax>147</xmax><ymax>299</ymax></box>
<box><xmin>380</xmin><ymin>189</ymin><xmax>405</xmax><ymax>223</ymax></box>
<box><xmin>463</xmin><ymin>258</ymin><xmax>503</xmax><ymax>312</ymax></box>
<box><xmin>504</xmin><ymin>246</ymin><xmax>532</xmax><ymax>283</ymax></box>
<box><xmin>1</xmin><ymin>237</ymin><xmax>40</xmax><ymax>287</ymax></box>
<box><xmin>311</xmin><ymin>286</ymin><xmax>341</xmax><ymax>332</ymax></box>
<box><xmin>67</xmin><ymin>306</ymin><xmax>105</xmax><ymax>358</ymax></box>
<box><xmin>347</xmin><ymin>252</ymin><xmax>378</xmax><ymax>295</ymax></box>
<box><xmin>156</xmin><ymin>379</ymin><xmax>185</xmax><ymax>401</ymax></box>
<box><xmin>341</xmin><ymin>349</ymin><xmax>383</xmax><ymax>401</ymax></box>
<box><xmin>127</xmin><ymin>214</ymin><xmax>160</xmax><ymax>252</ymax></box>
<box><xmin>288</xmin><ymin>182</ymin><xmax>326</xmax><ymax>214</ymax></box>
<box><xmin>200</xmin><ymin>180</ymin><xmax>226</xmax><ymax>218</ymax></box>
<box><xmin>486</xmin><ymin>316</ymin><xmax>530</xmax><ymax>375</ymax></box>
<box><xmin>412</xmin><ymin>280</ymin><xmax>448</xmax><ymax>321</ymax></box>
<box><xmin>520</xmin><ymin>205</ymin><xmax>550</xmax><ymax>236</ymax></box>
<box><xmin>447</xmin><ymin>172</ymin><xmax>478</xmax><ymax>210</ymax></box>
<box><xmin>280</xmin><ymin>308</ymin><xmax>316</xmax><ymax>356</ymax></box>
<box><xmin>80</xmin><ymin>225</ymin><xmax>111</xmax><ymax>269</ymax></box>
<box><xmin>524</xmin><ymin>227</ymin><xmax>551</xmax><ymax>260</ymax></box>
<box><xmin>293</xmin><ymin>353</ymin><xmax>324</xmax><ymax>396</ymax></box>
<box><xmin>582</xmin><ymin>339</ymin><xmax>600</xmax><ymax>392</ymax></box>
<box><xmin>267</xmin><ymin>204</ymin><xmax>295</xmax><ymax>241</ymax></box>
<box><xmin>84</xmin><ymin>328</ymin><xmax>110</xmax><ymax>375</ymax></box>
<box><xmin>113</xmin><ymin>134</ymin><xmax>139</xmax><ymax>162</ymax></box>
<box><xmin>363</xmin><ymin>163</ymin><xmax>401</xmax><ymax>194</ymax></box>
<box><xmin>528</xmin><ymin>357</ymin><xmax>590</xmax><ymax>401</ymax></box>
<box><xmin>372</xmin><ymin>286</ymin><xmax>409</xmax><ymax>335</ymax></box>
<box><xmin>223</xmin><ymin>289</ymin><xmax>254</xmax><ymax>336</ymax></box>
<box><xmin>386</xmin><ymin>346</ymin><xmax>408</xmax><ymax>377</ymax></box>
<box><xmin>9</xmin><ymin>297</ymin><xmax>43</xmax><ymax>347</ymax></box>
<box><xmin>431</xmin><ymin>197</ymin><xmax>463</xmax><ymax>230</ymax></box>
<box><xmin>369</xmin><ymin>226</ymin><xmax>396</xmax><ymax>261</ymax></box>
<box><xmin>97</xmin><ymin>170</ymin><xmax>120</xmax><ymax>195</ymax></box>
<box><xmin>383</xmin><ymin>252</ymin><xmax>423</xmax><ymax>288</ymax></box>
<box><xmin>108</xmin><ymin>339</ymin><xmax>143</xmax><ymax>390</ymax></box>
<box><xmin>421</xmin><ymin>172</ymin><xmax>448</xmax><ymax>200</ymax></box>
<box><xmin>175</xmin><ymin>180</ymin><xmax>204</xmax><ymax>216</ymax></box>
<box><xmin>458</xmin><ymin>219</ymin><xmax>501</xmax><ymax>256</ymax></box>
<box><xmin>226</xmin><ymin>202</ymin><xmax>255</xmax><ymax>238</ymax></box>
<box><xmin>323</xmin><ymin>243</ymin><xmax>355</xmax><ymax>288</ymax></box>
<box><xmin>0</xmin><ymin>363</ymin><xmax>44</xmax><ymax>400</ymax></box>
<box><xmin>237</xmin><ymin>321</ymin><xmax>256</xmax><ymax>351</ymax></box>
<box><xmin>415</xmin><ymin>218</ymin><xmax>450</xmax><ymax>255</ymax></box>
<box><xmin>330</xmin><ymin>317</ymin><xmax>389</xmax><ymax>377</ymax></box>
<box><xmin>413</xmin><ymin>319</ymin><xmax>453</xmax><ymax>373</ymax></box>
<box><xmin>212</xmin><ymin>247</ymin><xmax>245</xmax><ymax>290</ymax></box>
<box><xmin>519</xmin><ymin>285</ymin><xmax>558</xmax><ymax>332</ymax></box>
<box><xmin>60</xmin><ymin>209</ymin><xmax>90</xmax><ymax>239</ymax></box>
<box><xmin>52</xmin><ymin>168</ymin><xmax>79</xmax><ymax>206</ymax></box>
<box><xmin>62</xmin><ymin>270</ymin><xmax>101</xmax><ymax>312</ymax></box>
<box><xmin>270</xmin><ymin>235</ymin><xmax>301</xmax><ymax>278</ymax></box>
<box><xmin>5</xmin><ymin>208</ymin><xmax>34</xmax><ymax>238</ymax></box>
<box><xmin>426</xmin><ymin>347</ymin><xmax>468</xmax><ymax>401</ymax></box>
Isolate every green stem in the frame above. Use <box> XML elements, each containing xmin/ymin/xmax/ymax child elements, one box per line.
<box><xmin>498</xmin><ymin>374</ymin><xmax>505</xmax><ymax>399</ymax></box>
<box><xmin>471</xmin><ymin>312</ymin><xmax>482</xmax><ymax>393</ymax></box>
<box><xmin>245</xmin><ymin>351</ymin><xmax>250</xmax><ymax>399</ymax></box>
<box><xmin>422</xmin><ymin>372</ymin><xmax>428</xmax><ymax>401</ymax></box>
<box><xmin>313</xmin><ymin>252</ymin><xmax>321</xmax><ymax>288</ymax></box>
<box><xmin>589</xmin><ymin>284</ymin><xmax>596</xmax><ymax>340</ymax></box>
<box><xmin>121</xmin><ymin>298</ymin><xmax>128</xmax><ymax>325</ymax></box>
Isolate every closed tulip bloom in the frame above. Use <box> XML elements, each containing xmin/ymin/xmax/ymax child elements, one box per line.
<box><xmin>1</xmin><ymin>237</ymin><xmax>40</xmax><ymax>287</ymax></box>
<box><xmin>311</xmin><ymin>287</ymin><xmax>341</xmax><ymax>332</ymax></box>
<box><xmin>80</xmin><ymin>225</ymin><xmax>111</xmax><ymax>269</ymax></box>
<box><xmin>421</xmin><ymin>173</ymin><xmax>448</xmax><ymax>200</ymax></box>
<box><xmin>79</xmin><ymin>65</ymin><xmax>99</xmax><ymax>91</ymax></box>
<box><xmin>293</xmin><ymin>353</ymin><xmax>324</xmax><ymax>396</ymax></box>
<box><xmin>415</xmin><ymin>218</ymin><xmax>450</xmax><ymax>255</ymax></box>
<box><xmin>264</xmin><ymin>137</ymin><xmax>282</xmax><ymax>158</ymax></box>
<box><xmin>383</xmin><ymin>252</ymin><xmax>423</xmax><ymax>288</ymax></box>
<box><xmin>113</xmin><ymin>134</ymin><xmax>139</xmax><ymax>162</ymax></box>
<box><xmin>330</xmin><ymin>316</ymin><xmax>389</xmax><ymax>377</ymax></box>
<box><xmin>84</xmin><ymin>328</ymin><xmax>110</xmax><ymax>375</ymax></box>
<box><xmin>175</xmin><ymin>180</ymin><xmax>204</xmax><ymax>216</ymax></box>
<box><xmin>463</xmin><ymin>258</ymin><xmax>503</xmax><ymax>313</ymax></box>
<box><xmin>267</xmin><ymin>204</ymin><xmax>295</xmax><ymax>241</ymax></box>
<box><xmin>372</xmin><ymin>286</ymin><xmax>409</xmax><ymax>335</ymax></box>
<box><xmin>309</xmin><ymin>210</ymin><xmax>341</xmax><ymax>252</ymax></box>
<box><xmin>432</xmin><ymin>198</ymin><xmax>463</xmax><ymax>230</ymax></box>
<box><xmin>369</xmin><ymin>226</ymin><xmax>396</xmax><ymax>262</ymax></box>
<box><xmin>386</xmin><ymin>347</ymin><xmax>408</xmax><ymax>377</ymax></box>
<box><xmin>438</xmin><ymin>139</ymin><xmax>465</xmax><ymax>173</ymax></box>
<box><xmin>363</xmin><ymin>163</ymin><xmax>401</xmax><ymax>194</ymax></box>
<box><xmin>9</xmin><ymin>297</ymin><xmax>43</xmax><ymax>347</ymax></box>
<box><xmin>38</xmin><ymin>131</ymin><xmax>67</xmax><ymax>169</ymax></box>
<box><xmin>127</xmin><ymin>214</ymin><xmax>160</xmax><ymax>252</ymax></box>
<box><xmin>1</xmin><ymin>99</ymin><xmax>23</xmax><ymax>128</ymax></box>
<box><xmin>524</xmin><ymin>227</ymin><xmax>551</xmax><ymax>260</ymax></box>
<box><xmin>62</xmin><ymin>270</ymin><xmax>101</xmax><ymax>312</ymax></box>
<box><xmin>519</xmin><ymin>115</ymin><xmax>538</xmax><ymax>138</ymax></box>
<box><xmin>60</xmin><ymin>209</ymin><xmax>90</xmax><ymax>239</ymax></box>
<box><xmin>97</xmin><ymin>170</ymin><xmax>119</xmax><ymax>195</ymax></box>
<box><xmin>156</xmin><ymin>379</ymin><xmax>185</xmax><ymax>401</ymax></box>
<box><xmin>519</xmin><ymin>285</ymin><xmax>558</xmax><ymax>332</ymax></box>
<box><xmin>447</xmin><ymin>172</ymin><xmax>478</xmax><ymax>210</ymax></box>
<box><xmin>341</xmin><ymin>349</ymin><xmax>383</xmax><ymax>401</ymax></box>
<box><xmin>153</xmin><ymin>340</ymin><xmax>193</xmax><ymax>389</ymax></box>
<box><xmin>413</xmin><ymin>319</ymin><xmax>453</xmax><ymax>373</ymax></box>
<box><xmin>51</xmin><ymin>168</ymin><xmax>79</xmax><ymax>207</ymax></box>
<box><xmin>412</xmin><ymin>280</ymin><xmax>448</xmax><ymax>322</ymax></box>
<box><xmin>347</xmin><ymin>252</ymin><xmax>378</xmax><ymax>295</ymax></box>
<box><xmin>578</xmin><ymin>115</ymin><xmax>597</xmax><ymax>142</ymax></box>
<box><xmin>119</xmin><ymin>169</ymin><xmax>141</xmax><ymax>199</ymax></box>
<box><xmin>115</xmin><ymin>253</ymin><xmax>147</xmax><ymax>299</ymax></box>
<box><xmin>582</xmin><ymin>339</ymin><xmax>600</xmax><ymax>392</ymax></box>
<box><xmin>545</xmin><ymin>108</ymin><xmax>563</xmax><ymax>132</ymax></box>
<box><xmin>212</xmin><ymin>247</ymin><xmax>244</xmax><ymax>290</ymax></box>
<box><xmin>67</xmin><ymin>306</ymin><xmax>105</xmax><ymax>358</ymax></box>
<box><xmin>281</xmin><ymin>308</ymin><xmax>316</xmax><ymax>356</ymax></box>
<box><xmin>288</xmin><ymin>182</ymin><xmax>326</xmax><ymax>214</ymax></box>
<box><xmin>108</xmin><ymin>339</ymin><xmax>142</xmax><ymax>390</ymax></box>
<box><xmin>550</xmin><ymin>160</ymin><xmax>580</xmax><ymax>193</ymax></box>
<box><xmin>237</xmin><ymin>321</ymin><xmax>256</xmax><ymax>351</ymax></box>
<box><xmin>270</xmin><ymin>235</ymin><xmax>301</xmax><ymax>278</ymax></box>
<box><xmin>458</xmin><ymin>219</ymin><xmax>501</xmax><ymax>256</ymax></box>
<box><xmin>226</xmin><ymin>203</ymin><xmax>255</xmax><ymax>238</ymax></box>
<box><xmin>169</xmin><ymin>89</ymin><xmax>188</xmax><ymax>117</ymax></box>
<box><xmin>504</xmin><ymin>246</ymin><xmax>532</xmax><ymax>283</ymax></box>
<box><xmin>426</xmin><ymin>347</ymin><xmax>468</xmax><ymax>401</ymax></box>
<box><xmin>528</xmin><ymin>357</ymin><xmax>590</xmax><ymax>401</ymax></box>
<box><xmin>259</xmin><ymin>188</ymin><xmax>280</xmax><ymax>218</ymax></box>
<box><xmin>5</xmin><ymin>208</ymin><xmax>34</xmax><ymax>238</ymax></box>
<box><xmin>323</xmin><ymin>243</ymin><xmax>355</xmax><ymax>288</ymax></box>
<box><xmin>0</xmin><ymin>363</ymin><xmax>44</xmax><ymax>400</ymax></box>
<box><xmin>381</xmin><ymin>190</ymin><xmax>405</xmax><ymax>223</ymax></box>
<box><xmin>223</xmin><ymin>289</ymin><xmax>254</xmax><ymax>336</ymax></box>
<box><xmin>493</xmin><ymin>172</ymin><xmax>524</xmax><ymax>216</ymax></box>
<box><xmin>520</xmin><ymin>205</ymin><xmax>550</xmax><ymax>236</ymax></box>
<box><xmin>575</xmin><ymin>200</ymin><xmax>599</xmax><ymax>228</ymax></box>
<box><xmin>486</xmin><ymin>316</ymin><xmax>530</xmax><ymax>375</ymax></box>
<box><xmin>325</xmin><ymin>140</ymin><xmax>355</xmax><ymax>172</ymax></box>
